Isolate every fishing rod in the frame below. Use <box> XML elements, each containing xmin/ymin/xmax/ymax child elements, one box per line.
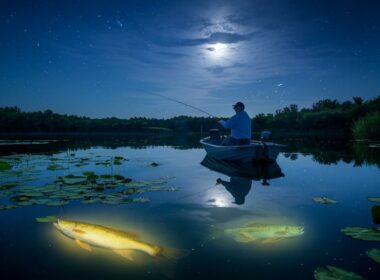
<box><xmin>148</xmin><ymin>93</ymin><xmax>217</xmax><ymax>118</ymax></box>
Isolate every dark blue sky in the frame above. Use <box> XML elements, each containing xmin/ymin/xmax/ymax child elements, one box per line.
<box><xmin>0</xmin><ymin>0</ymin><xmax>379</xmax><ymax>118</ymax></box>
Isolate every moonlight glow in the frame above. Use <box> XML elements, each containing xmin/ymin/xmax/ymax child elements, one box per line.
<box><xmin>207</xmin><ymin>43</ymin><xmax>228</xmax><ymax>59</ymax></box>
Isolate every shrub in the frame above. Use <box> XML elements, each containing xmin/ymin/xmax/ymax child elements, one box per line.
<box><xmin>353</xmin><ymin>112</ymin><xmax>380</xmax><ymax>140</ymax></box>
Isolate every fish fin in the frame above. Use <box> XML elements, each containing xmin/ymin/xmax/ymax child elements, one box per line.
<box><xmin>113</xmin><ymin>249</ymin><xmax>135</xmax><ymax>261</ymax></box>
<box><xmin>75</xmin><ymin>239</ymin><xmax>92</xmax><ymax>251</ymax></box>
<box><xmin>234</xmin><ymin>233</ymin><xmax>256</xmax><ymax>243</ymax></box>
<box><xmin>262</xmin><ymin>238</ymin><xmax>283</xmax><ymax>244</ymax></box>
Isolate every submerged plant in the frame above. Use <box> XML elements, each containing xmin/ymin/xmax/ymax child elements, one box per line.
<box><xmin>314</xmin><ymin>265</ymin><xmax>365</xmax><ymax>280</ymax></box>
<box><xmin>367</xmin><ymin>248</ymin><xmax>380</xmax><ymax>264</ymax></box>
<box><xmin>341</xmin><ymin>227</ymin><xmax>380</xmax><ymax>241</ymax></box>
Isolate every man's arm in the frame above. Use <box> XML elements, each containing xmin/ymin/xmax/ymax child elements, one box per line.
<box><xmin>218</xmin><ymin>115</ymin><xmax>237</xmax><ymax>129</ymax></box>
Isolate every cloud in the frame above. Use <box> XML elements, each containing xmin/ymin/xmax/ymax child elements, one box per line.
<box><xmin>162</xmin><ymin>31</ymin><xmax>255</xmax><ymax>47</ymax></box>
<box><xmin>205</xmin><ymin>63</ymin><xmax>245</xmax><ymax>75</ymax></box>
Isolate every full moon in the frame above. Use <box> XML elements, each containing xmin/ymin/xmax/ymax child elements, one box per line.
<box><xmin>207</xmin><ymin>42</ymin><xmax>228</xmax><ymax>59</ymax></box>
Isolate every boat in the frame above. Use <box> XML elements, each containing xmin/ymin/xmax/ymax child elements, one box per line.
<box><xmin>200</xmin><ymin>136</ymin><xmax>285</xmax><ymax>162</ymax></box>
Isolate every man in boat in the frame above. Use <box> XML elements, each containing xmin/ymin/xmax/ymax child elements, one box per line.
<box><xmin>216</xmin><ymin>101</ymin><xmax>252</xmax><ymax>145</ymax></box>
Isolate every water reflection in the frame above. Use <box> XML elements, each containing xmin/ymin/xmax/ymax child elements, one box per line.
<box><xmin>216</xmin><ymin>177</ymin><xmax>251</xmax><ymax>205</ymax></box>
<box><xmin>201</xmin><ymin>156</ymin><xmax>284</xmax><ymax>204</ymax></box>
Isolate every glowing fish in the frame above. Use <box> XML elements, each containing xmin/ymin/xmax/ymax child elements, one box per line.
<box><xmin>221</xmin><ymin>223</ymin><xmax>304</xmax><ymax>244</ymax></box>
<box><xmin>54</xmin><ymin>219</ymin><xmax>184</xmax><ymax>261</ymax></box>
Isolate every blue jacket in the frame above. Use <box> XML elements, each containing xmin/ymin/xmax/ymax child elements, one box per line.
<box><xmin>219</xmin><ymin>111</ymin><xmax>252</xmax><ymax>139</ymax></box>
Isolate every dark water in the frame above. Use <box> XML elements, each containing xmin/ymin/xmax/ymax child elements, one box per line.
<box><xmin>0</xmin><ymin>136</ymin><xmax>379</xmax><ymax>279</ymax></box>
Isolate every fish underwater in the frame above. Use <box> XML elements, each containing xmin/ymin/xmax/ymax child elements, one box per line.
<box><xmin>218</xmin><ymin>223</ymin><xmax>304</xmax><ymax>244</ymax></box>
<box><xmin>54</xmin><ymin>219</ymin><xmax>185</xmax><ymax>261</ymax></box>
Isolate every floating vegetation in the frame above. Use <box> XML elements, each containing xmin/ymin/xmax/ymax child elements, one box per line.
<box><xmin>125</xmin><ymin>177</ymin><xmax>173</xmax><ymax>187</ymax></box>
<box><xmin>0</xmin><ymin>153</ymin><xmax>177</xmax><ymax>211</ymax></box>
<box><xmin>368</xmin><ymin>197</ymin><xmax>380</xmax><ymax>203</ymax></box>
<box><xmin>341</xmin><ymin>227</ymin><xmax>380</xmax><ymax>241</ymax></box>
<box><xmin>314</xmin><ymin>266</ymin><xmax>366</xmax><ymax>280</ymax></box>
<box><xmin>0</xmin><ymin>160</ymin><xmax>11</xmax><ymax>171</ymax></box>
<box><xmin>313</xmin><ymin>197</ymin><xmax>337</xmax><ymax>204</ymax></box>
<box><xmin>47</xmin><ymin>164</ymin><xmax>67</xmax><ymax>171</ymax></box>
<box><xmin>367</xmin><ymin>248</ymin><xmax>380</xmax><ymax>264</ymax></box>
<box><xmin>0</xmin><ymin>205</ymin><xmax>18</xmax><ymax>210</ymax></box>
<box><xmin>0</xmin><ymin>182</ymin><xmax>18</xmax><ymax>190</ymax></box>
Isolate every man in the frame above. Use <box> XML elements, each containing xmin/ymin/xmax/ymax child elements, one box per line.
<box><xmin>216</xmin><ymin>101</ymin><xmax>252</xmax><ymax>145</ymax></box>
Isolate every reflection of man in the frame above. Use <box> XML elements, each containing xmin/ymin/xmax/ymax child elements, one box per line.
<box><xmin>215</xmin><ymin>102</ymin><xmax>251</xmax><ymax>146</ymax></box>
<box><xmin>216</xmin><ymin>176</ymin><xmax>252</xmax><ymax>205</ymax></box>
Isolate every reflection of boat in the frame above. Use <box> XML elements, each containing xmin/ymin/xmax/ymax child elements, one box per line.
<box><xmin>201</xmin><ymin>156</ymin><xmax>284</xmax><ymax>181</ymax></box>
<box><xmin>200</xmin><ymin>137</ymin><xmax>285</xmax><ymax>162</ymax></box>
<box><xmin>201</xmin><ymin>156</ymin><xmax>285</xmax><ymax>205</ymax></box>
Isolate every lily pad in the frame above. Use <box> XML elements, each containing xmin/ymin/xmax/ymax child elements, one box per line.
<box><xmin>81</xmin><ymin>198</ymin><xmax>100</xmax><ymax>204</ymax></box>
<box><xmin>36</xmin><ymin>216</ymin><xmax>57</xmax><ymax>223</ymax></box>
<box><xmin>19</xmin><ymin>192</ymin><xmax>45</xmax><ymax>197</ymax></box>
<box><xmin>0</xmin><ymin>204</ymin><xmax>18</xmax><ymax>210</ymax></box>
<box><xmin>18</xmin><ymin>201</ymin><xmax>35</xmax><ymax>206</ymax></box>
<box><xmin>47</xmin><ymin>164</ymin><xmax>67</xmax><ymax>171</ymax></box>
<box><xmin>61</xmin><ymin>177</ymin><xmax>87</xmax><ymax>185</ymax></box>
<box><xmin>341</xmin><ymin>227</ymin><xmax>380</xmax><ymax>241</ymax></box>
<box><xmin>0</xmin><ymin>191</ymin><xmax>12</xmax><ymax>197</ymax></box>
<box><xmin>367</xmin><ymin>248</ymin><xmax>380</xmax><ymax>264</ymax></box>
<box><xmin>368</xmin><ymin>197</ymin><xmax>380</xmax><ymax>203</ymax></box>
<box><xmin>0</xmin><ymin>182</ymin><xmax>18</xmax><ymax>190</ymax></box>
<box><xmin>29</xmin><ymin>198</ymin><xmax>54</xmax><ymax>205</ymax></box>
<box><xmin>314</xmin><ymin>265</ymin><xmax>366</xmax><ymax>280</ymax></box>
<box><xmin>313</xmin><ymin>197</ymin><xmax>337</xmax><ymax>204</ymax></box>
<box><xmin>10</xmin><ymin>195</ymin><xmax>30</xmax><ymax>202</ymax></box>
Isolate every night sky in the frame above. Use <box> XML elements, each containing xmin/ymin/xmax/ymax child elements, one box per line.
<box><xmin>0</xmin><ymin>0</ymin><xmax>379</xmax><ymax>118</ymax></box>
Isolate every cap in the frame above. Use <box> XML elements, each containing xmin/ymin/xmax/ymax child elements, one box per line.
<box><xmin>233</xmin><ymin>101</ymin><xmax>245</xmax><ymax>110</ymax></box>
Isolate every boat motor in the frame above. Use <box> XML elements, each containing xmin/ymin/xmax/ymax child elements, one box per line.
<box><xmin>260</xmin><ymin>131</ymin><xmax>271</xmax><ymax>161</ymax></box>
<box><xmin>260</xmin><ymin>130</ymin><xmax>272</xmax><ymax>141</ymax></box>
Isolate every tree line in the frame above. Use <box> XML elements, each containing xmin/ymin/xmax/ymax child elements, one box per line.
<box><xmin>0</xmin><ymin>96</ymin><xmax>379</xmax><ymax>139</ymax></box>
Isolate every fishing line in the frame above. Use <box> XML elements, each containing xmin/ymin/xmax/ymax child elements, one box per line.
<box><xmin>147</xmin><ymin>93</ymin><xmax>217</xmax><ymax>118</ymax></box>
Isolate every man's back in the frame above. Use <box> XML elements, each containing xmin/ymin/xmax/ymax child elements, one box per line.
<box><xmin>219</xmin><ymin>111</ymin><xmax>252</xmax><ymax>140</ymax></box>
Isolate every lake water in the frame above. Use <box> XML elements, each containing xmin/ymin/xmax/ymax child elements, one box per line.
<box><xmin>0</xmin><ymin>136</ymin><xmax>379</xmax><ymax>279</ymax></box>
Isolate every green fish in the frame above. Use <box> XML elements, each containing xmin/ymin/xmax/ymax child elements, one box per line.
<box><xmin>221</xmin><ymin>223</ymin><xmax>304</xmax><ymax>244</ymax></box>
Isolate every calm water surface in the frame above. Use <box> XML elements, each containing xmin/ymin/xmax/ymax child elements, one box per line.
<box><xmin>0</xmin><ymin>137</ymin><xmax>379</xmax><ymax>279</ymax></box>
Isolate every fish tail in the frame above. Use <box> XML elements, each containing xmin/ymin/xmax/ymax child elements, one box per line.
<box><xmin>156</xmin><ymin>246</ymin><xmax>189</xmax><ymax>261</ymax></box>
